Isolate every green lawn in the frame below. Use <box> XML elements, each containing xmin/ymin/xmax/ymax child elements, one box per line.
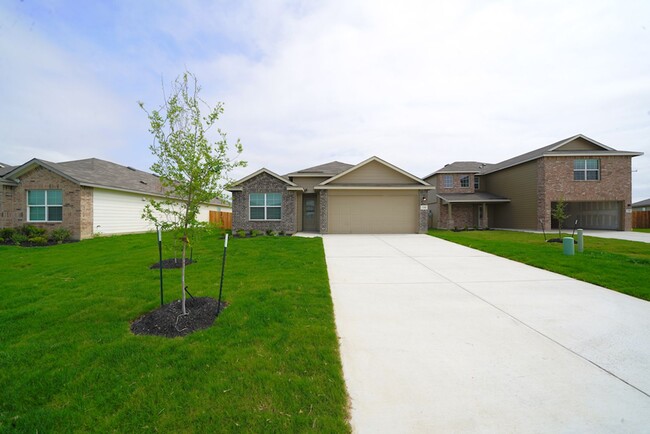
<box><xmin>633</xmin><ymin>228</ymin><xmax>650</xmax><ymax>233</ymax></box>
<box><xmin>429</xmin><ymin>229</ymin><xmax>650</xmax><ymax>301</ymax></box>
<box><xmin>0</xmin><ymin>232</ymin><xmax>350</xmax><ymax>432</ymax></box>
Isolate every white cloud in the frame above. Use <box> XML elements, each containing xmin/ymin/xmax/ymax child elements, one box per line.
<box><xmin>1</xmin><ymin>0</ymin><xmax>649</xmax><ymax>200</ymax></box>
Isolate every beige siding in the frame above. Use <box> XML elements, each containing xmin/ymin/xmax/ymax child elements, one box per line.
<box><xmin>330</xmin><ymin>160</ymin><xmax>414</xmax><ymax>185</ymax></box>
<box><xmin>328</xmin><ymin>190</ymin><xmax>418</xmax><ymax>233</ymax></box>
<box><xmin>484</xmin><ymin>161</ymin><xmax>538</xmax><ymax>229</ymax></box>
<box><xmin>555</xmin><ymin>137</ymin><xmax>604</xmax><ymax>151</ymax></box>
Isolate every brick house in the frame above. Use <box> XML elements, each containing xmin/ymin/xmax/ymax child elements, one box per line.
<box><xmin>0</xmin><ymin>158</ymin><xmax>230</xmax><ymax>240</ymax></box>
<box><xmin>228</xmin><ymin>157</ymin><xmax>432</xmax><ymax>234</ymax></box>
<box><xmin>424</xmin><ymin>134</ymin><xmax>643</xmax><ymax>231</ymax></box>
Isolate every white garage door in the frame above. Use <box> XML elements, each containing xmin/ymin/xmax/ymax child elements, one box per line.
<box><xmin>328</xmin><ymin>190</ymin><xmax>419</xmax><ymax>233</ymax></box>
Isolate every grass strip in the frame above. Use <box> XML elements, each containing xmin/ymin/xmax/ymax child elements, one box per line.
<box><xmin>428</xmin><ymin>229</ymin><xmax>650</xmax><ymax>301</ymax></box>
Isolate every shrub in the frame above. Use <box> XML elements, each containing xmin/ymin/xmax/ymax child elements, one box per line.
<box><xmin>236</xmin><ymin>230</ymin><xmax>247</xmax><ymax>238</ymax></box>
<box><xmin>0</xmin><ymin>228</ymin><xmax>16</xmax><ymax>239</ymax></box>
<box><xmin>28</xmin><ymin>236</ymin><xmax>49</xmax><ymax>246</ymax></box>
<box><xmin>11</xmin><ymin>233</ymin><xmax>29</xmax><ymax>245</ymax></box>
<box><xmin>266</xmin><ymin>229</ymin><xmax>277</xmax><ymax>236</ymax></box>
<box><xmin>19</xmin><ymin>224</ymin><xmax>46</xmax><ymax>237</ymax></box>
<box><xmin>251</xmin><ymin>230</ymin><xmax>262</xmax><ymax>237</ymax></box>
<box><xmin>50</xmin><ymin>228</ymin><xmax>72</xmax><ymax>244</ymax></box>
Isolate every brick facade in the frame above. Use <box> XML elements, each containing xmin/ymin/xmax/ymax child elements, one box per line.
<box><xmin>418</xmin><ymin>189</ymin><xmax>428</xmax><ymax>233</ymax></box>
<box><xmin>538</xmin><ymin>156</ymin><xmax>633</xmax><ymax>231</ymax></box>
<box><xmin>436</xmin><ymin>174</ymin><xmax>477</xmax><ymax>194</ymax></box>
<box><xmin>231</xmin><ymin>172</ymin><xmax>298</xmax><ymax>234</ymax></box>
<box><xmin>2</xmin><ymin>166</ymin><xmax>91</xmax><ymax>240</ymax></box>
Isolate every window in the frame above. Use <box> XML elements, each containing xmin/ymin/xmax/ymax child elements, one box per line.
<box><xmin>574</xmin><ymin>159</ymin><xmax>600</xmax><ymax>181</ymax></box>
<box><xmin>460</xmin><ymin>175</ymin><xmax>470</xmax><ymax>188</ymax></box>
<box><xmin>28</xmin><ymin>189</ymin><xmax>63</xmax><ymax>222</ymax></box>
<box><xmin>474</xmin><ymin>175</ymin><xmax>480</xmax><ymax>189</ymax></box>
<box><xmin>249</xmin><ymin>193</ymin><xmax>282</xmax><ymax>220</ymax></box>
<box><xmin>443</xmin><ymin>175</ymin><xmax>453</xmax><ymax>188</ymax></box>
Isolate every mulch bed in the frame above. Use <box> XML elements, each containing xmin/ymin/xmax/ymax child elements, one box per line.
<box><xmin>547</xmin><ymin>238</ymin><xmax>577</xmax><ymax>244</ymax></box>
<box><xmin>149</xmin><ymin>258</ymin><xmax>194</xmax><ymax>269</ymax></box>
<box><xmin>131</xmin><ymin>297</ymin><xmax>227</xmax><ymax>338</ymax></box>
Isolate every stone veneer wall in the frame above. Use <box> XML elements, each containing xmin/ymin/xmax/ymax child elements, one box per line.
<box><xmin>319</xmin><ymin>190</ymin><xmax>328</xmax><ymax>233</ymax></box>
<box><xmin>231</xmin><ymin>172</ymin><xmax>297</xmax><ymax>234</ymax></box>
<box><xmin>5</xmin><ymin>166</ymin><xmax>89</xmax><ymax>240</ymax></box>
<box><xmin>418</xmin><ymin>189</ymin><xmax>428</xmax><ymax>233</ymax></box>
<box><xmin>538</xmin><ymin>156</ymin><xmax>633</xmax><ymax>231</ymax></box>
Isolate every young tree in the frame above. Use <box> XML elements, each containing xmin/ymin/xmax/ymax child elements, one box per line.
<box><xmin>139</xmin><ymin>71</ymin><xmax>246</xmax><ymax>315</ymax></box>
<box><xmin>551</xmin><ymin>198</ymin><xmax>570</xmax><ymax>238</ymax></box>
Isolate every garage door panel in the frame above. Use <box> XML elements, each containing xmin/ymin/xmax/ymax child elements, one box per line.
<box><xmin>566</xmin><ymin>201</ymin><xmax>621</xmax><ymax>230</ymax></box>
<box><xmin>329</xmin><ymin>191</ymin><xmax>418</xmax><ymax>234</ymax></box>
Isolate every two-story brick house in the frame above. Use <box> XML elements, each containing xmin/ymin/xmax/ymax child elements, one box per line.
<box><xmin>424</xmin><ymin>134</ymin><xmax>643</xmax><ymax>231</ymax></box>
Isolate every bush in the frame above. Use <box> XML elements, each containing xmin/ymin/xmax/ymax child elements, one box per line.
<box><xmin>11</xmin><ymin>233</ymin><xmax>29</xmax><ymax>245</ymax></box>
<box><xmin>251</xmin><ymin>230</ymin><xmax>262</xmax><ymax>237</ymax></box>
<box><xmin>236</xmin><ymin>230</ymin><xmax>247</xmax><ymax>238</ymax></box>
<box><xmin>19</xmin><ymin>224</ymin><xmax>46</xmax><ymax>237</ymax></box>
<box><xmin>50</xmin><ymin>228</ymin><xmax>72</xmax><ymax>244</ymax></box>
<box><xmin>28</xmin><ymin>236</ymin><xmax>49</xmax><ymax>246</ymax></box>
<box><xmin>0</xmin><ymin>228</ymin><xmax>16</xmax><ymax>239</ymax></box>
<box><xmin>266</xmin><ymin>229</ymin><xmax>277</xmax><ymax>236</ymax></box>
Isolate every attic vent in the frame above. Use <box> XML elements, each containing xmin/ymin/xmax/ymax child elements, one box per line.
<box><xmin>140</xmin><ymin>180</ymin><xmax>147</xmax><ymax>185</ymax></box>
<box><xmin>127</xmin><ymin>166</ymin><xmax>137</xmax><ymax>171</ymax></box>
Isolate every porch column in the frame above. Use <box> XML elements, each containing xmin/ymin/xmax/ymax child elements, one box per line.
<box><xmin>447</xmin><ymin>202</ymin><xmax>454</xmax><ymax>229</ymax></box>
<box><xmin>482</xmin><ymin>203</ymin><xmax>488</xmax><ymax>228</ymax></box>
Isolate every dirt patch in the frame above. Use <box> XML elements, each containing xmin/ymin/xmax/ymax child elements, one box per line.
<box><xmin>131</xmin><ymin>297</ymin><xmax>227</xmax><ymax>338</ymax></box>
<box><xmin>149</xmin><ymin>258</ymin><xmax>194</xmax><ymax>269</ymax></box>
<box><xmin>547</xmin><ymin>238</ymin><xmax>577</xmax><ymax>244</ymax></box>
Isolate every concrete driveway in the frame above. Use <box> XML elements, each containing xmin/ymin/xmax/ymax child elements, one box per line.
<box><xmin>323</xmin><ymin>234</ymin><xmax>650</xmax><ymax>433</ymax></box>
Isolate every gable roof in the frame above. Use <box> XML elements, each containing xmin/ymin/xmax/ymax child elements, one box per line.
<box><xmin>632</xmin><ymin>198</ymin><xmax>650</xmax><ymax>208</ymax></box>
<box><xmin>318</xmin><ymin>156</ymin><xmax>432</xmax><ymax>188</ymax></box>
<box><xmin>227</xmin><ymin>168</ymin><xmax>302</xmax><ymax>191</ymax></box>
<box><xmin>423</xmin><ymin>161</ymin><xmax>488</xmax><ymax>178</ymax></box>
<box><xmin>1</xmin><ymin>158</ymin><xmax>230</xmax><ymax>207</ymax></box>
<box><xmin>286</xmin><ymin>161</ymin><xmax>354</xmax><ymax>177</ymax></box>
<box><xmin>481</xmin><ymin>134</ymin><xmax>642</xmax><ymax>175</ymax></box>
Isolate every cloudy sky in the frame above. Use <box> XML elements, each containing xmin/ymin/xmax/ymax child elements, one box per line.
<box><xmin>1</xmin><ymin>0</ymin><xmax>649</xmax><ymax>201</ymax></box>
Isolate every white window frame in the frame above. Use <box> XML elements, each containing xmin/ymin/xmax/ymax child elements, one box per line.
<box><xmin>574</xmin><ymin>159</ymin><xmax>600</xmax><ymax>181</ymax></box>
<box><xmin>460</xmin><ymin>175</ymin><xmax>470</xmax><ymax>188</ymax></box>
<box><xmin>249</xmin><ymin>193</ymin><xmax>282</xmax><ymax>221</ymax></box>
<box><xmin>27</xmin><ymin>189</ymin><xmax>63</xmax><ymax>222</ymax></box>
<box><xmin>443</xmin><ymin>175</ymin><xmax>453</xmax><ymax>188</ymax></box>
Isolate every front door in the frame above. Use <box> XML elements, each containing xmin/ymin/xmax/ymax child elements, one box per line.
<box><xmin>303</xmin><ymin>194</ymin><xmax>319</xmax><ymax>232</ymax></box>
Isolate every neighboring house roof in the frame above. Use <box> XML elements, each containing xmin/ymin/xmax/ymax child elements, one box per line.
<box><xmin>424</xmin><ymin>134</ymin><xmax>643</xmax><ymax>179</ymax></box>
<box><xmin>1</xmin><ymin>158</ymin><xmax>230</xmax><ymax>207</ymax></box>
<box><xmin>317</xmin><ymin>156</ymin><xmax>433</xmax><ymax>189</ymax></box>
<box><xmin>423</xmin><ymin>161</ymin><xmax>488</xmax><ymax>178</ymax></box>
<box><xmin>0</xmin><ymin>162</ymin><xmax>16</xmax><ymax>177</ymax></box>
<box><xmin>632</xmin><ymin>198</ymin><xmax>650</xmax><ymax>208</ymax></box>
<box><xmin>286</xmin><ymin>161</ymin><xmax>354</xmax><ymax>177</ymax></box>
<box><xmin>437</xmin><ymin>192</ymin><xmax>511</xmax><ymax>203</ymax></box>
<box><xmin>227</xmin><ymin>168</ymin><xmax>303</xmax><ymax>192</ymax></box>
<box><xmin>481</xmin><ymin>134</ymin><xmax>643</xmax><ymax>175</ymax></box>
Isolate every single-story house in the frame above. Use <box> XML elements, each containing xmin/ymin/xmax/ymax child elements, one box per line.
<box><xmin>424</xmin><ymin>134</ymin><xmax>643</xmax><ymax>231</ymax></box>
<box><xmin>631</xmin><ymin>198</ymin><xmax>650</xmax><ymax>211</ymax></box>
<box><xmin>0</xmin><ymin>158</ymin><xmax>231</xmax><ymax>240</ymax></box>
<box><xmin>228</xmin><ymin>156</ymin><xmax>433</xmax><ymax>234</ymax></box>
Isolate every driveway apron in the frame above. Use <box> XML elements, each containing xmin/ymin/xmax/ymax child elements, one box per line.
<box><xmin>323</xmin><ymin>234</ymin><xmax>650</xmax><ymax>433</ymax></box>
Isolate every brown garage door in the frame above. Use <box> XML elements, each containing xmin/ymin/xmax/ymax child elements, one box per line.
<box><xmin>567</xmin><ymin>201</ymin><xmax>622</xmax><ymax>230</ymax></box>
<box><xmin>328</xmin><ymin>190</ymin><xmax>419</xmax><ymax>233</ymax></box>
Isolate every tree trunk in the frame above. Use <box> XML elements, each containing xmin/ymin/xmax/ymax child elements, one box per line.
<box><xmin>181</xmin><ymin>236</ymin><xmax>187</xmax><ymax>315</ymax></box>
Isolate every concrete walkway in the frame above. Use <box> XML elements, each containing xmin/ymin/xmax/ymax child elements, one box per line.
<box><xmin>323</xmin><ymin>234</ymin><xmax>650</xmax><ymax>433</ymax></box>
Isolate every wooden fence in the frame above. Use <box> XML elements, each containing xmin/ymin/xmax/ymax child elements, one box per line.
<box><xmin>209</xmin><ymin>211</ymin><xmax>232</xmax><ymax>230</ymax></box>
<box><xmin>632</xmin><ymin>210</ymin><xmax>650</xmax><ymax>229</ymax></box>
